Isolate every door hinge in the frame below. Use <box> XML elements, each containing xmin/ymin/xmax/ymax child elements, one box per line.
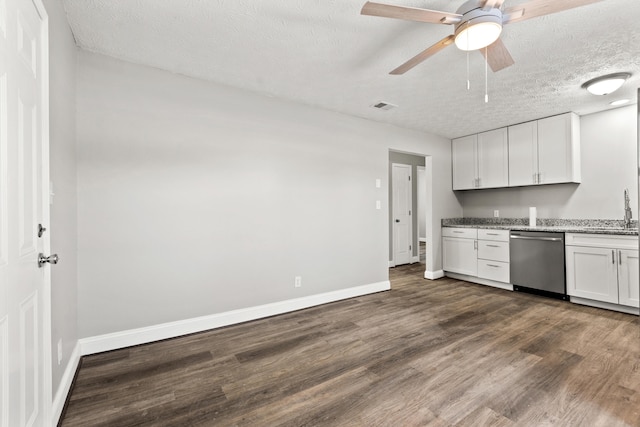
<box><xmin>409</xmin><ymin>210</ymin><xmax>411</xmax><ymax>215</ymax></box>
<box><xmin>409</xmin><ymin>245</ymin><xmax>412</xmax><ymax>251</ymax></box>
<box><xmin>408</xmin><ymin>176</ymin><xmax>411</xmax><ymax>181</ymax></box>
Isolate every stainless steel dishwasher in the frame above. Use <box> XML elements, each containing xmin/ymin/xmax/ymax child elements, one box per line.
<box><xmin>509</xmin><ymin>231</ymin><xmax>568</xmax><ymax>300</ymax></box>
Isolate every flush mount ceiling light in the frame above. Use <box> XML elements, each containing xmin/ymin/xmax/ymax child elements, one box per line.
<box><xmin>582</xmin><ymin>73</ymin><xmax>631</xmax><ymax>96</ymax></box>
<box><xmin>610</xmin><ymin>99</ymin><xmax>630</xmax><ymax>106</ymax></box>
<box><xmin>454</xmin><ymin>7</ymin><xmax>503</xmax><ymax>51</ymax></box>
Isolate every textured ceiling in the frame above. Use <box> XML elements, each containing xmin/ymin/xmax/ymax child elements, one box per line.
<box><xmin>62</xmin><ymin>0</ymin><xmax>640</xmax><ymax>139</ymax></box>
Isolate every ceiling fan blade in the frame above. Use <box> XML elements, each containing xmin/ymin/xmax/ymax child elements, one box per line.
<box><xmin>361</xmin><ymin>1</ymin><xmax>462</xmax><ymax>25</ymax></box>
<box><xmin>503</xmin><ymin>0</ymin><xmax>605</xmax><ymax>24</ymax></box>
<box><xmin>390</xmin><ymin>35</ymin><xmax>455</xmax><ymax>75</ymax></box>
<box><xmin>480</xmin><ymin>38</ymin><xmax>515</xmax><ymax>72</ymax></box>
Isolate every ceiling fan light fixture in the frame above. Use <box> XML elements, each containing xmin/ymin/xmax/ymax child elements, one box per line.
<box><xmin>582</xmin><ymin>73</ymin><xmax>631</xmax><ymax>96</ymax></box>
<box><xmin>453</xmin><ymin>6</ymin><xmax>503</xmax><ymax>51</ymax></box>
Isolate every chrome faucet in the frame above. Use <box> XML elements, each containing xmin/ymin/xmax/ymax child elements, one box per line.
<box><xmin>624</xmin><ymin>188</ymin><xmax>633</xmax><ymax>228</ymax></box>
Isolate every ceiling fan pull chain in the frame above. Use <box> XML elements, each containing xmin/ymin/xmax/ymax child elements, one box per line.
<box><xmin>467</xmin><ymin>51</ymin><xmax>470</xmax><ymax>90</ymax></box>
<box><xmin>485</xmin><ymin>46</ymin><xmax>489</xmax><ymax>103</ymax></box>
<box><xmin>466</xmin><ymin>21</ymin><xmax>470</xmax><ymax>90</ymax></box>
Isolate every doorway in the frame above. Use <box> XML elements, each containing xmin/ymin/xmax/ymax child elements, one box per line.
<box><xmin>389</xmin><ymin>151</ymin><xmax>431</xmax><ymax>274</ymax></box>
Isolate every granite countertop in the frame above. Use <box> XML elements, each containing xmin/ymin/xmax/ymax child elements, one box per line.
<box><xmin>442</xmin><ymin>218</ymin><xmax>639</xmax><ymax>236</ymax></box>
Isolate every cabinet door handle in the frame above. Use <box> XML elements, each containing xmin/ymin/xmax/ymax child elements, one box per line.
<box><xmin>612</xmin><ymin>250</ymin><xmax>615</xmax><ymax>264</ymax></box>
<box><xmin>533</xmin><ymin>173</ymin><xmax>537</xmax><ymax>184</ymax></box>
<box><xmin>474</xmin><ymin>240</ymin><xmax>477</xmax><ymax>250</ymax></box>
<box><xmin>619</xmin><ymin>250</ymin><xmax>622</xmax><ymax>265</ymax></box>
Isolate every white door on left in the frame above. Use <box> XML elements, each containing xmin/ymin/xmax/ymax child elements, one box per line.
<box><xmin>392</xmin><ymin>163</ymin><xmax>412</xmax><ymax>266</ymax></box>
<box><xmin>0</xmin><ymin>0</ymin><xmax>51</xmax><ymax>426</ymax></box>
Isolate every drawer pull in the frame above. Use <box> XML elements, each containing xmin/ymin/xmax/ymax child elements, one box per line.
<box><xmin>487</xmin><ymin>233</ymin><xmax>499</xmax><ymax>235</ymax></box>
<box><xmin>453</xmin><ymin>231</ymin><xmax>464</xmax><ymax>234</ymax></box>
<box><xmin>487</xmin><ymin>264</ymin><xmax>500</xmax><ymax>268</ymax></box>
<box><xmin>486</xmin><ymin>244</ymin><xmax>500</xmax><ymax>248</ymax></box>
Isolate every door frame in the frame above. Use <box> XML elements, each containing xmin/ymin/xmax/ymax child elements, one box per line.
<box><xmin>388</xmin><ymin>151</ymin><xmax>434</xmax><ymax>278</ymax></box>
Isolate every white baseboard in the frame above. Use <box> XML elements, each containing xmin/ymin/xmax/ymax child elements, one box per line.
<box><xmin>445</xmin><ymin>272</ymin><xmax>514</xmax><ymax>291</ymax></box>
<box><xmin>410</xmin><ymin>255</ymin><xmax>420</xmax><ymax>263</ymax></box>
<box><xmin>424</xmin><ymin>270</ymin><xmax>444</xmax><ymax>280</ymax></box>
<box><xmin>52</xmin><ymin>341</ymin><xmax>81</xmax><ymax>425</ymax></box>
<box><xmin>570</xmin><ymin>296</ymin><xmax>640</xmax><ymax>315</ymax></box>
<box><xmin>79</xmin><ymin>281</ymin><xmax>391</xmax><ymax>356</ymax></box>
<box><xmin>388</xmin><ymin>260</ymin><xmax>395</xmax><ymax>268</ymax></box>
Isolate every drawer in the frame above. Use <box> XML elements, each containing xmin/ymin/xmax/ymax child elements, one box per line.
<box><xmin>442</xmin><ymin>227</ymin><xmax>477</xmax><ymax>239</ymax></box>
<box><xmin>565</xmin><ymin>233</ymin><xmax>638</xmax><ymax>250</ymax></box>
<box><xmin>478</xmin><ymin>260</ymin><xmax>510</xmax><ymax>283</ymax></box>
<box><xmin>478</xmin><ymin>240</ymin><xmax>509</xmax><ymax>262</ymax></box>
<box><xmin>478</xmin><ymin>229</ymin><xmax>509</xmax><ymax>242</ymax></box>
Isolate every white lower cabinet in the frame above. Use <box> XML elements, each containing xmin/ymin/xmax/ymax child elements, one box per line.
<box><xmin>566</xmin><ymin>234</ymin><xmax>639</xmax><ymax>309</ymax></box>
<box><xmin>442</xmin><ymin>227</ymin><xmax>510</xmax><ymax>286</ymax></box>
<box><xmin>565</xmin><ymin>246</ymin><xmax>619</xmax><ymax>303</ymax></box>
<box><xmin>442</xmin><ymin>228</ymin><xmax>478</xmax><ymax>276</ymax></box>
<box><xmin>477</xmin><ymin>229</ymin><xmax>510</xmax><ymax>283</ymax></box>
<box><xmin>618</xmin><ymin>249</ymin><xmax>639</xmax><ymax>307</ymax></box>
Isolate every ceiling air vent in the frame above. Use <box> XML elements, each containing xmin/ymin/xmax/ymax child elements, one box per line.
<box><xmin>371</xmin><ymin>101</ymin><xmax>397</xmax><ymax>111</ymax></box>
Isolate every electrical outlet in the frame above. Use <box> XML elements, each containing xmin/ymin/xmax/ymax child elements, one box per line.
<box><xmin>494</xmin><ymin>210</ymin><xmax>499</xmax><ymax>218</ymax></box>
<box><xmin>57</xmin><ymin>339</ymin><xmax>63</xmax><ymax>365</ymax></box>
<box><xmin>294</xmin><ymin>276</ymin><xmax>302</xmax><ymax>288</ymax></box>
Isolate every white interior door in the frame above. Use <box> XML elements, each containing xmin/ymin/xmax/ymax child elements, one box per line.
<box><xmin>0</xmin><ymin>0</ymin><xmax>51</xmax><ymax>425</ymax></box>
<box><xmin>392</xmin><ymin>163</ymin><xmax>412</xmax><ymax>266</ymax></box>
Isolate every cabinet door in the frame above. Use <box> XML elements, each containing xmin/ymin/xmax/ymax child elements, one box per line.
<box><xmin>566</xmin><ymin>246</ymin><xmax>618</xmax><ymax>303</ymax></box>
<box><xmin>537</xmin><ymin>113</ymin><xmax>580</xmax><ymax>184</ymax></box>
<box><xmin>508</xmin><ymin>121</ymin><xmax>538</xmax><ymax>186</ymax></box>
<box><xmin>618</xmin><ymin>249</ymin><xmax>639</xmax><ymax>308</ymax></box>
<box><xmin>443</xmin><ymin>237</ymin><xmax>477</xmax><ymax>276</ymax></box>
<box><xmin>452</xmin><ymin>135</ymin><xmax>477</xmax><ymax>190</ymax></box>
<box><xmin>477</xmin><ymin>128</ymin><xmax>509</xmax><ymax>188</ymax></box>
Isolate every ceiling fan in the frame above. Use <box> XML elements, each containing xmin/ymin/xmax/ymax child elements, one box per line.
<box><xmin>361</xmin><ymin>0</ymin><xmax>605</xmax><ymax>74</ymax></box>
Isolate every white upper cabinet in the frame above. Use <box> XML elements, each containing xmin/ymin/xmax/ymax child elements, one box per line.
<box><xmin>452</xmin><ymin>134</ymin><xmax>478</xmax><ymax>190</ymax></box>
<box><xmin>477</xmin><ymin>128</ymin><xmax>509</xmax><ymax>189</ymax></box>
<box><xmin>508</xmin><ymin>113</ymin><xmax>581</xmax><ymax>187</ymax></box>
<box><xmin>455</xmin><ymin>112</ymin><xmax>581</xmax><ymax>190</ymax></box>
<box><xmin>452</xmin><ymin>128</ymin><xmax>508</xmax><ymax>190</ymax></box>
<box><xmin>508</xmin><ymin>121</ymin><xmax>538</xmax><ymax>186</ymax></box>
<box><xmin>537</xmin><ymin>113</ymin><xmax>581</xmax><ymax>185</ymax></box>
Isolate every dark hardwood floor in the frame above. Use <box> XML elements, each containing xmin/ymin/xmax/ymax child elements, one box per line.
<box><xmin>61</xmin><ymin>264</ymin><xmax>640</xmax><ymax>426</ymax></box>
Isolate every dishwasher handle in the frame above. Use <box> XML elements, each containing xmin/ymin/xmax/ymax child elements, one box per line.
<box><xmin>510</xmin><ymin>235</ymin><xmax>563</xmax><ymax>242</ymax></box>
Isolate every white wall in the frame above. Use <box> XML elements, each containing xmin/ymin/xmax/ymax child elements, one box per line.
<box><xmin>76</xmin><ymin>52</ymin><xmax>461</xmax><ymax>338</ymax></box>
<box><xmin>459</xmin><ymin>105</ymin><xmax>638</xmax><ymax>219</ymax></box>
<box><xmin>44</xmin><ymin>0</ymin><xmax>78</xmax><ymax>401</ymax></box>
